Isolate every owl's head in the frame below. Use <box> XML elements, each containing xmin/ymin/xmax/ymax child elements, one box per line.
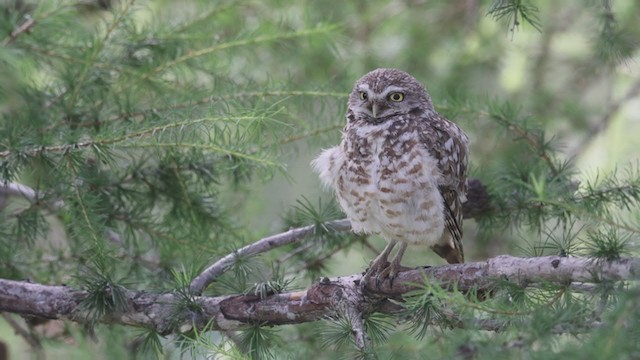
<box><xmin>348</xmin><ymin>68</ymin><xmax>433</xmax><ymax>124</ymax></box>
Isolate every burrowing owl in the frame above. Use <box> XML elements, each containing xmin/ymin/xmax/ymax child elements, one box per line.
<box><xmin>312</xmin><ymin>68</ymin><xmax>469</xmax><ymax>284</ymax></box>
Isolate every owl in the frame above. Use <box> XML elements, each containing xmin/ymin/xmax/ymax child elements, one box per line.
<box><xmin>311</xmin><ymin>68</ymin><xmax>469</xmax><ymax>284</ymax></box>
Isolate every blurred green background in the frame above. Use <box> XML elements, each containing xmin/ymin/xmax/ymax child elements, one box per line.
<box><xmin>1</xmin><ymin>0</ymin><xmax>639</xmax><ymax>358</ymax></box>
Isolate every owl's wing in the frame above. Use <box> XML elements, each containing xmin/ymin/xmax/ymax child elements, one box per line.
<box><xmin>420</xmin><ymin>113</ymin><xmax>469</xmax><ymax>264</ymax></box>
<box><xmin>434</xmin><ymin>187</ymin><xmax>465</xmax><ymax>263</ymax></box>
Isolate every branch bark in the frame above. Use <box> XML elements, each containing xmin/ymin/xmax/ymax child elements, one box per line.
<box><xmin>1</xmin><ymin>255</ymin><xmax>637</xmax><ymax>334</ymax></box>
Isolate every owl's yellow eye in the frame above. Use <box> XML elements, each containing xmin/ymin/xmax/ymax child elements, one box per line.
<box><xmin>359</xmin><ymin>91</ymin><xmax>368</xmax><ymax>100</ymax></box>
<box><xmin>388</xmin><ymin>92</ymin><xmax>404</xmax><ymax>102</ymax></box>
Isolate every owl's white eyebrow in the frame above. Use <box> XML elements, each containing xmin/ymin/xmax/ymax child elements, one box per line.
<box><xmin>357</xmin><ymin>84</ymin><xmax>371</xmax><ymax>92</ymax></box>
<box><xmin>381</xmin><ymin>86</ymin><xmax>405</xmax><ymax>96</ymax></box>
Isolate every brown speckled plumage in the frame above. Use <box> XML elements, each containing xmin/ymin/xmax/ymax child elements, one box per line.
<box><xmin>312</xmin><ymin>68</ymin><xmax>469</xmax><ymax>282</ymax></box>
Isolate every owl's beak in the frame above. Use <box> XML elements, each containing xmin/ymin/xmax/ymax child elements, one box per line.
<box><xmin>371</xmin><ymin>102</ymin><xmax>380</xmax><ymax>119</ymax></box>
<box><xmin>366</xmin><ymin>101</ymin><xmax>386</xmax><ymax>122</ymax></box>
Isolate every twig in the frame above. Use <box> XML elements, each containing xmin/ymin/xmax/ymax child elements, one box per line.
<box><xmin>506</xmin><ymin>121</ymin><xmax>559</xmax><ymax>176</ymax></box>
<box><xmin>40</xmin><ymin>91</ymin><xmax>346</xmax><ymax>133</ymax></box>
<box><xmin>569</xmin><ymin>79</ymin><xmax>640</xmax><ymax>158</ymax></box>
<box><xmin>448</xmin><ymin>312</ymin><xmax>603</xmax><ymax>334</ymax></box>
<box><xmin>136</xmin><ymin>27</ymin><xmax>337</xmax><ymax>84</ymax></box>
<box><xmin>287</xmin><ymin>236</ymin><xmax>376</xmax><ymax>274</ymax></box>
<box><xmin>361</xmin><ymin>238</ymin><xmax>380</xmax><ymax>255</ymax></box>
<box><xmin>3</xmin><ymin>15</ymin><xmax>36</xmax><ymax>45</ymax></box>
<box><xmin>65</xmin><ymin>0</ymin><xmax>136</xmax><ymax>109</ymax></box>
<box><xmin>0</xmin><ymin>313</ymin><xmax>43</xmax><ymax>354</ymax></box>
<box><xmin>276</xmin><ymin>242</ymin><xmax>315</xmax><ymax>265</ymax></box>
<box><xmin>291</xmin><ymin>243</ymin><xmax>349</xmax><ymax>274</ymax></box>
<box><xmin>0</xmin><ymin>182</ymin><xmax>64</xmax><ymax>212</ymax></box>
<box><xmin>344</xmin><ymin>305</ymin><xmax>371</xmax><ymax>354</ymax></box>
<box><xmin>0</xmin><ymin>115</ymin><xmax>269</xmax><ymax>159</ymax></box>
<box><xmin>274</xmin><ymin>124</ymin><xmax>343</xmax><ymax>147</ymax></box>
<box><xmin>0</xmin><ymin>183</ymin><xmax>38</xmax><ymax>205</ymax></box>
<box><xmin>189</xmin><ymin>219</ymin><xmax>351</xmax><ymax>294</ymax></box>
<box><xmin>223</xmin><ymin>330</ymin><xmax>249</xmax><ymax>355</ymax></box>
<box><xmin>569</xmin><ymin>282</ymin><xmax>599</xmax><ymax>293</ymax></box>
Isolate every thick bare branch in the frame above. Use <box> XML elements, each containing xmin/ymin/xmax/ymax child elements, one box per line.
<box><xmin>2</xmin><ymin>255</ymin><xmax>637</xmax><ymax>334</ymax></box>
<box><xmin>364</xmin><ymin>255</ymin><xmax>639</xmax><ymax>295</ymax></box>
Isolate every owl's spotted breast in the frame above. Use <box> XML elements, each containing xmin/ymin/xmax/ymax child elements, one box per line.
<box><xmin>312</xmin><ymin>68</ymin><xmax>468</xmax><ymax>284</ymax></box>
<box><xmin>333</xmin><ymin>117</ymin><xmax>445</xmax><ymax>245</ymax></box>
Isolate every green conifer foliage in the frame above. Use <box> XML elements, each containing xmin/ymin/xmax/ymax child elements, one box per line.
<box><xmin>0</xmin><ymin>1</ymin><xmax>639</xmax><ymax>359</ymax></box>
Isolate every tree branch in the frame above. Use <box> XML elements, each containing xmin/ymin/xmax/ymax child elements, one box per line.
<box><xmin>0</xmin><ymin>312</ymin><xmax>43</xmax><ymax>355</ymax></box>
<box><xmin>0</xmin><ymin>182</ymin><xmax>64</xmax><ymax>212</ymax></box>
<box><xmin>2</xmin><ymin>255</ymin><xmax>637</xmax><ymax>334</ymax></box>
<box><xmin>189</xmin><ymin>219</ymin><xmax>351</xmax><ymax>295</ymax></box>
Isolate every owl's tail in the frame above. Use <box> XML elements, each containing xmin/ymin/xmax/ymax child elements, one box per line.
<box><xmin>431</xmin><ymin>242</ymin><xmax>464</xmax><ymax>264</ymax></box>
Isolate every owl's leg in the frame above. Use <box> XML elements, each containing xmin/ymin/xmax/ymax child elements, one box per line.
<box><xmin>377</xmin><ymin>241</ymin><xmax>408</xmax><ymax>287</ymax></box>
<box><xmin>363</xmin><ymin>240</ymin><xmax>397</xmax><ymax>285</ymax></box>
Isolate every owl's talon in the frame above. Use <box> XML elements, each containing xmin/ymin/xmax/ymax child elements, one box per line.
<box><xmin>362</xmin><ymin>241</ymin><xmax>411</xmax><ymax>288</ymax></box>
<box><xmin>363</xmin><ymin>262</ymin><xmax>404</xmax><ymax>288</ymax></box>
<box><xmin>364</xmin><ymin>260</ymin><xmax>414</xmax><ymax>288</ymax></box>
<box><xmin>363</xmin><ymin>259</ymin><xmax>389</xmax><ymax>288</ymax></box>
<box><xmin>375</xmin><ymin>261</ymin><xmax>401</xmax><ymax>287</ymax></box>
